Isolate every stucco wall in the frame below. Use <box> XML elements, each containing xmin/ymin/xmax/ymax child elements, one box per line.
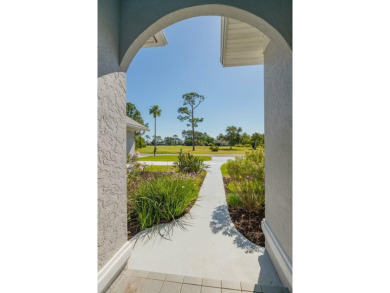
<box><xmin>126</xmin><ymin>131</ymin><xmax>135</xmax><ymax>155</ymax></box>
<box><xmin>98</xmin><ymin>72</ymin><xmax>127</xmax><ymax>270</ymax></box>
<box><xmin>98</xmin><ymin>0</ymin><xmax>122</xmax><ymax>77</ymax></box>
<box><xmin>264</xmin><ymin>41</ymin><xmax>292</xmax><ymax>261</ymax></box>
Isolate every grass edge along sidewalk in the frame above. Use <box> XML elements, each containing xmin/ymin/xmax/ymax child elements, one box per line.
<box><xmin>137</xmin><ymin>145</ymin><xmax>252</xmax><ymax>155</ymax></box>
<box><xmin>138</xmin><ymin>155</ymin><xmax>212</xmax><ymax>162</ymax></box>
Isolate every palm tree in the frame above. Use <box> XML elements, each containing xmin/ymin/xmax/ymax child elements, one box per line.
<box><xmin>149</xmin><ymin>105</ymin><xmax>162</xmax><ymax>156</ymax></box>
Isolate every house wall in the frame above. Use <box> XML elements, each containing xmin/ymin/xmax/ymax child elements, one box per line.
<box><xmin>126</xmin><ymin>131</ymin><xmax>135</xmax><ymax>155</ymax></box>
<box><xmin>98</xmin><ymin>0</ymin><xmax>121</xmax><ymax>77</ymax></box>
<box><xmin>98</xmin><ymin>0</ymin><xmax>129</xmax><ymax>274</ymax></box>
<box><xmin>98</xmin><ymin>72</ymin><xmax>127</xmax><ymax>270</ymax></box>
<box><xmin>264</xmin><ymin>41</ymin><xmax>292</xmax><ymax>259</ymax></box>
<box><xmin>264</xmin><ymin>40</ymin><xmax>292</xmax><ymax>290</ymax></box>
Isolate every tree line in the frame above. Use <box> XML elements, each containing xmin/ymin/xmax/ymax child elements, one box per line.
<box><xmin>126</xmin><ymin>92</ymin><xmax>264</xmax><ymax>153</ymax></box>
<box><xmin>142</xmin><ymin>130</ymin><xmax>263</xmax><ymax>149</ymax></box>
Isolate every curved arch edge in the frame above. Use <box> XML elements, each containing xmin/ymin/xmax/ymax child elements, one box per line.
<box><xmin>119</xmin><ymin>3</ymin><xmax>291</xmax><ymax>73</ymax></box>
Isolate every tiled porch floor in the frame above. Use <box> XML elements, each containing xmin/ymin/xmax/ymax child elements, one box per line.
<box><xmin>108</xmin><ymin>269</ymin><xmax>289</xmax><ymax>293</ymax></box>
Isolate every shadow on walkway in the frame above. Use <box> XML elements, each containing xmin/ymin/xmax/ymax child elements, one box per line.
<box><xmin>209</xmin><ymin>205</ymin><xmax>264</xmax><ymax>254</ymax></box>
<box><xmin>130</xmin><ymin>212</ymin><xmax>194</xmax><ymax>246</ymax></box>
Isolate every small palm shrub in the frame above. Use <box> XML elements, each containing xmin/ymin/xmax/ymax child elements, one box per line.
<box><xmin>226</xmin><ymin>148</ymin><xmax>265</xmax><ymax>211</ymax></box>
<box><xmin>128</xmin><ymin>174</ymin><xmax>201</xmax><ymax>230</ymax></box>
<box><xmin>173</xmin><ymin>149</ymin><xmax>209</xmax><ymax>173</ymax></box>
<box><xmin>209</xmin><ymin>146</ymin><xmax>219</xmax><ymax>152</ymax></box>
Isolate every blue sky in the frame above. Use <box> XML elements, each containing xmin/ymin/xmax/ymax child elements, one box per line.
<box><xmin>126</xmin><ymin>16</ymin><xmax>264</xmax><ymax>139</ymax></box>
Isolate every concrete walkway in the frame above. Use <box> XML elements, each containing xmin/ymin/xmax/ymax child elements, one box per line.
<box><xmin>127</xmin><ymin>157</ymin><xmax>282</xmax><ymax>287</ymax></box>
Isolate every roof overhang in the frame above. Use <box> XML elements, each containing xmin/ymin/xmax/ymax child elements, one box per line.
<box><xmin>142</xmin><ymin>31</ymin><xmax>168</xmax><ymax>48</ymax></box>
<box><xmin>126</xmin><ymin>117</ymin><xmax>150</xmax><ymax>132</ymax></box>
<box><xmin>220</xmin><ymin>17</ymin><xmax>270</xmax><ymax>67</ymax></box>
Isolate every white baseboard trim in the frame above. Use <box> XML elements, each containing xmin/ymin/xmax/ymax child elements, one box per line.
<box><xmin>261</xmin><ymin>219</ymin><xmax>292</xmax><ymax>290</ymax></box>
<box><xmin>98</xmin><ymin>241</ymin><xmax>134</xmax><ymax>293</ymax></box>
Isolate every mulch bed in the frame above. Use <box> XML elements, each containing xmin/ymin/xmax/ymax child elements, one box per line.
<box><xmin>223</xmin><ymin>177</ymin><xmax>265</xmax><ymax>247</ymax></box>
<box><xmin>127</xmin><ymin>217</ymin><xmax>142</xmax><ymax>240</ymax></box>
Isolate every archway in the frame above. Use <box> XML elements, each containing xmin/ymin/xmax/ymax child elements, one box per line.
<box><xmin>119</xmin><ymin>4</ymin><xmax>291</xmax><ymax>73</ymax></box>
<box><xmin>98</xmin><ymin>2</ymin><xmax>291</xmax><ymax>292</ymax></box>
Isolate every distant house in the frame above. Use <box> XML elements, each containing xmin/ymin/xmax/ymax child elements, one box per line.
<box><xmin>215</xmin><ymin>137</ymin><xmax>229</xmax><ymax>146</ymax></box>
<box><xmin>126</xmin><ymin>116</ymin><xmax>149</xmax><ymax>155</ymax></box>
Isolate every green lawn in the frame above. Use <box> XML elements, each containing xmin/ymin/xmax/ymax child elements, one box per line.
<box><xmin>137</xmin><ymin>145</ymin><xmax>251</xmax><ymax>155</ymax></box>
<box><xmin>143</xmin><ymin>165</ymin><xmax>178</xmax><ymax>172</ymax></box>
<box><xmin>220</xmin><ymin>163</ymin><xmax>229</xmax><ymax>177</ymax></box>
<box><xmin>138</xmin><ymin>155</ymin><xmax>212</xmax><ymax>162</ymax></box>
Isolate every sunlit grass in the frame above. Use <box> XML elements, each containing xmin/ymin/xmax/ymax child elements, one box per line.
<box><xmin>137</xmin><ymin>145</ymin><xmax>251</xmax><ymax>155</ymax></box>
<box><xmin>220</xmin><ymin>163</ymin><xmax>230</xmax><ymax>177</ymax></box>
<box><xmin>138</xmin><ymin>155</ymin><xmax>211</xmax><ymax>162</ymax></box>
<box><xmin>143</xmin><ymin>165</ymin><xmax>178</xmax><ymax>172</ymax></box>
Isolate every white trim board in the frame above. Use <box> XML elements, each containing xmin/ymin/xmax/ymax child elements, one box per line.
<box><xmin>97</xmin><ymin>241</ymin><xmax>134</xmax><ymax>293</ymax></box>
<box><xmin>261</xmin><ymin>219</ymin><xmax>292</xmax><ymax>290</ymax></box>
<box><xmin>142</xmin><ymin>31</ymin><xmax>168</xmax><ymax>48</ymax></box>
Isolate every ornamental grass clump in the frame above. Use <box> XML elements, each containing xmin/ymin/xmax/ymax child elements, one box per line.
<box><xmin>128</xmin><ymin>174</ymin><xmax>201</xmax><ymax>230</ymax></box>
<box><xmin>173</xmin><ymin>149</ymin><xmax>209</xmax><ymax>174</ymax></box>
<box><xmin>226</xmin><ymin>148</ymin><xmax>265</xmax><ymax>211</ymax></box>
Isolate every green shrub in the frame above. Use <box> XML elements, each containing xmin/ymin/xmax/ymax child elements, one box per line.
<box><xmin>225</xmin><ymin>148</ymin><xmax>265</xmax><ymax>211</ymax></box>
<box><xmin>220</xmin><ymin>163</ymin><xmax>229</xmax><ymax>177</ymax></box>
<box><xmin>227</xmin><ymin>149</ymin><xmax>264</xmax><ymax>182</ymax></box>
<box><xmin>226</xmin><ymin>193</ymin><xmax>244</xmax><ymax>207</ymax></box>
<box><xmin>227</xmin><ymin>181</ymin><xmax>238</xmax><ymax>193</ymax></box>
<box><xmin>245</xmin><ymin>144</ymin><xmax>252</xmax><ymax>148</ymax></box>
<box><xmin>209</xmin><ymin>146</ymin><xmax>219</xmax><ymax>152</ymax></box>
<box><xmin>127</xmin><ymin>153</ymin><xmax>139</xmax><ymax>164</ymax></box>
<box><xmin>173</xmin><ymin>149</ymin><xmax>209</xmax><ymax>173</ymax></box>
<box><xmin>128</xmin><ymin>174</ymin><xmax>200</xmax><ymax>230</ymax></box>
<box><xmin>127</xmin><ymin>152</ymin><xmax>144</xmax><ymax>176</ymax></box>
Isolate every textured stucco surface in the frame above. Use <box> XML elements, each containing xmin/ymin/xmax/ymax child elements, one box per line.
<box><xmin>126</xmin><ymin>131</ymin><xmax>135</xmax><ymax>155</ymax></box>
<box><xmin>98</xmin><ymin>72</ymin><xmax>128</xmax><ymax>270</ymax></box>
<box><xmin>119</xmin><ymin>0</ymin><xmax>291</xmax><ymax>74</ymax></box>
<box><xmin>264</xmin><ymin>41</ymin><xmax>292</xmax><ymax>261</ymax></box>
<box><xmin>98</xmin><ymin>0</ymin><xmax>122</xmax><ymax>77</ymax></box>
